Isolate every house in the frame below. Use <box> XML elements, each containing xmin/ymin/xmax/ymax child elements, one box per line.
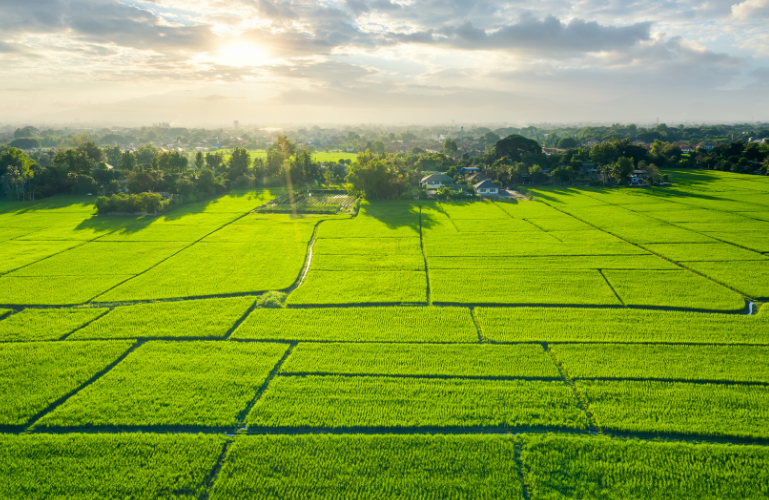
<box><xmin>466</xmin><ymin>172</ymin><xmax>490</xmax><ymax>183</ymax></box>
<box><xmin>420</xmin><ymin>173</ymin><xmax>454</xmax><ymax>189</ymax></box>
<box><xmin>630</xmin><ymin>170</ymin><xmax>647</xmax><ymax>186</ymax></box>
<box><xmin>474</xmin><ymin>180</ymin><xmax>499</xmax><ymax>196</ymax></box>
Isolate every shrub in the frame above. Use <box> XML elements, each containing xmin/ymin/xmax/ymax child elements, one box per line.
<box><xmin>95</xmin><ymin>192</ymin><xmax>165</xmax><ymax>214</ymax></box>
<box><xmin>257</xmin><ymin>291</ymin><xmax>287</xmax><ymax>308</ymax></box>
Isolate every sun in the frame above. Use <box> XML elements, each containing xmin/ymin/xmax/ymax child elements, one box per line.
<box><xmin>218</xmin><ymin>43</ymin><xmax>269</xmax><ymax>67</ymax></box>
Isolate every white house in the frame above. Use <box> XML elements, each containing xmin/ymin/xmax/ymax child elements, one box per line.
<box><xmin>474</xmin><ymin>180</ymin><xmax>499</xmax><ymax>196</ymax></box>
<box><xmin>420</xmin><ymin>173</ymin><xmax>454</xmax><ymax>189</ymax></box>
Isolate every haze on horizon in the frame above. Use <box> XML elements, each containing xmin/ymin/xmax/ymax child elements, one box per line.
<box><xmin>1</xmin><ymin>0</ymin><xmax>769</xmax><ymax>126</ymax></box>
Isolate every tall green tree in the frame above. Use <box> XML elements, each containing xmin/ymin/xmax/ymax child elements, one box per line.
<box><xmin>228</xmin><ymin>147</ymin><xmax>251</xmax><ymax>180</ymax></box>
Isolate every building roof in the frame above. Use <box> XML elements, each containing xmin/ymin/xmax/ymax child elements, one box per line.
<box><xmin>474</xmin><ymin>180</ymin><xmax>498</xmax><ymax>190</ymax></box>
<box><xmin>467</xmin><ymin>172</ymin><xmax>489</xmax><ymax>181</ymax></box>
<box><xmin>421</xmin><ymin>173</ymin><xmax>454</xmax><ymax>183</ymax></box>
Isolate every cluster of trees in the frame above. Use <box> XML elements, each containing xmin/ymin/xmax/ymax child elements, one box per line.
<box><xmin>94</xmin><ymin>193</ymin><xmax>165</xmax><ymax>214</ymax></box>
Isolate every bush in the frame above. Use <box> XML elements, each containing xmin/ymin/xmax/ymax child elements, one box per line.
<box><xmin>71</xmin><ymin>175</ymin><xmax>98</xmax><ymax>195</ymax></box>
<box><xmin>257</xmin><ymin>291</ymin><xmax>287</xmax><ymax>308</ymax></box>
<box><xmin>95</xmin><ymin>192</ymin><xmax>165</xmax><ymax>214</ymax></box>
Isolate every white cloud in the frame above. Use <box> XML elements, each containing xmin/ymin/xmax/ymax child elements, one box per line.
<box><xmin>731</xmin><ymin>0</ymin><xmax>769</xmax><ymax>20</ymax></box>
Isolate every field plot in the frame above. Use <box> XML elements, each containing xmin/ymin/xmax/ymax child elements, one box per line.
<box><xmin>0</xmin><ymin>433</ymin><xmax>225</xmax><ymax>500</ymax></box>
<box><xmin>211</xmin><ymin>435</ymin><xmax>524</xmax><ymax>499</ymax></box>
<box><xmin>431</xmin><ymin>269</ymin><xmax>621</xmax><ymax>305</ymax></box>
<box><xmin>602</xmin><ymin>224</ymin><xmax>719</xmax><ymax>245</ymax></box>
<box><xmin>495</xmin><ymin>200</ymin><xmax>573</xmax><ymax>218</ymax></box>
<box><xmin>0</xmin><ymin>241</ymin><xmax>83</xmax><ymax>274</ymax></box>
<box><xmin>312</xmin><ymin>253</ymin><xmax>426</xmax><ymax>271</ymax></box>
<box><xmin>429</xmin><ymin>255</ymin><xmax>677</xmax><ymax>270</ymax></box>
<box><xmin>248</xmin><ymin>375</ymin><xmax>588</xmax><ymax>430</ymax></box>
<box><xmin>313</xmin><ymin>237</ymin><xmax>422</xmax><ymax>255</ymax></box>
<box><xmin>438</xmin><ymin>200</ymin><xmax>509</xmax><ymax>219</ymax></box>
<box><xmin>0</xmin><ymin>308</ymin><xmax>107</xmax><ymax>341</ymax></box>
<box><xmin>0</xmin><ymin>341</ymin><xmax>132</xmax><ymax>428</ymax></box>
<box><xmin>523</xmin><ymin>434</ymin><xmax>769</xmax><ymax>499</ymax></box>
<box><xmin>602</xmin><ymin>269</ymin><xmax>746</xmax><ymax>310</ymax></box>
<box><xmin>232</xmin><ymin>306</ymin><xmax>476</xmax><ymax>342</ymax></box>
<box><xmin>451</xmin><ymin>218</ymin><xmax>541</xmax><ymax>232</ymax></box>
<box><xmin>202</xmin><ymin>215</ymin><xmax>320</xmax><ymax>242</ymax></box>
<box><xmin>70</xmin><ymin>297</ymin><xmax>255</xmax><ymax>340</ymax></box>
<box><xmin>579</xmin><ymin>380</ymin><xmax>769</xmax><ymax>439</ymax></box>
<box><xmin>185</xmin><ymin>189</ymin><xmax>282</xmax><ymax>213</ymax></box>
<box><xmin>358</xmin><ymin>200</ymin><xmax>420</xmax><ymax>218</ymax></box>
<box><xmin>37</xmin><ymin>341</ymin><xmax>288</xmax><ymax>429</ymax></box>
<box><xmin>7</xmin><ymin>241</ymin><xmax>187</xmax><ymax>276</ymax></box>
<box><xmin>702</xmin><ymin>231</ymin><xmax>769</xmax><ymax>252</ymax></box>
<box><xmin>476</xmin><ymin>306</ymin><xmax>769</xmax><ymax>344</ymax></box>
<box><xmin>280</xmin><ymin>343</ymin><xmax>560</xmax><ymax>378</ymax></box>
<box><xmin>97</xmin><ymin>234</ymin><xmax>313</xmax><ymax>301</ymax></box>
<box><xmin>0</xmin><ymin>275</ymin><xmax>133</xmax><ymax>305</ymax></box>
<box><xmin>683</xmin><ymin>260</ymin><xmax>769</xmax><ymax>299</ymax></box>
<box><xmin>318</xmin><ymin>217</ymin><xmax>420</xmax><ymax>238</ymax></box>
<box><xmin>553</xmin><ymin>344</ymin><xmax>769</xmax><ymax>383</ymax></box>
<box><xmin>523</xmin><ymin>217</ymin><xmax>596</xmax><ymax>231</ymax></box>
<box><xmin>0</xmin><ymin>227</ymin><xmax>43</xmax><ymax>242</ymax></box>
<box><xmin>15</xmin><ymin>218</ymin><xmax>132</xmax><ymax>241</ymax></box>
<box><xmin>289</xmin><ymin>270</ymin><xmax>427</xmax><ymax>304</ymax></box>
<box><xmin>644</xmin><ymin>242</ymin><xmax>767</xmax><ymax>262</ymax></box>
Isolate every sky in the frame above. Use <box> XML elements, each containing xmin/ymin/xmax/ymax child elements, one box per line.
<box><xmin>1</xmin><ymin>0</ymin><xmax>769</xmax><ymax>126</ymax></box>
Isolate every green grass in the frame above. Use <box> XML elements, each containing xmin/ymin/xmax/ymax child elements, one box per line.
<box><xmin>0</xmin><ymin>227</ymin><xmax>43</xmax><ymax>242</ymax></box>
<box><xmin>495</xmin><ymin>200</ymin><xmax>572</xmax><ymax>218</ymax></box>
<box><xmin>523</xmin><ymin>434</ymin><xmax>769</xmax><ymax>499</ymax></box>
<box><xmin>423</xmin><ymin>232</ymin><xmax>646</xmax><ymax>256</ymax></box>
<box><xmin>579</xmin><ymin>380</ymin><xmax>769</xmax><ymax>439</ymax></box>
<box><xmin>95</xmin><ymin>221</ymin><xmax>226</xmax><ymax>242</ymax></box>
<box><xmin>553</xmin><ymin>344</ymin><xmax>769</xmax><ymax>382</ymax></box>
<box><xmin>428</xmin><ymin>255</ymin><xmax>678</xmax><ymax>270</ymax></box>
<box><xmin>0</xmin><ymin>433</ymin><xmax>225</xmax><ymax>499</ymax></box>
<box><xmin>602</xmin><ymin>269</ymin><xmax>746</xmax><ymax>310</ymax></box>
<box><xmin>476</xmin><ymin>306</ymin><xmax>769</xmax><ymax>344</ymax></box>
<box><xmin>0</xmin><ymin>241</ymin><xmax>83</xmax><ymax>274</ymax></box>
<box><xmin>0</xmin><ymin>275</ymin><xmax>134</xmax><ymax>305</ymax></box>
<box><xmin>210</xmin><ymin>434</ymin><xmax>524</xmax><ymax>499</ymax></box>
<box><xmin>431</xmin><ymin>270</ymin><xmax>622</xmax><ymax>305</ymax></box>
<box><xmin>683</xmin><ymin>260</ymin><xmax>769</xmax><ymax>298</ymax></box>
<box><xmin>203</xmin><ymin>216</ymin><xmax>319</xmax><ymax>242</ymax></box>
<box><xmin>232</xmin><ymin>306</ymin><xmax>477</xmax><ymax>342</ymax></box>
<box><xmin>37</xmin><ymin>341</ymin><xmax>288</xmax><ymax>429</ymax></box>
<box><xmin>288</xmin><ymin>270</ymin><xmax>427</xmax><ymax>304</ymax></box>
<box><xmin>247</xmin><ymin>376</ymin><xmax>588</xmax><ymax>430</ymax></box>
<box><xmin>69</xmin><ymin>297</ymin><xmax>255</xmax><ymax>340</ymax></box>
<box><xmin>451</xmin><ymin>218</ymin><xmax>542</xmax><ymax>232</ymax></box>
<box><xmin>0</xmin><ymin>341</ymin><xmax>133</xmax><ymax>427</ymax></box>
<box><xmin>97</xmin><ymin>237</ymin><xmax>312</xmax><ymax>301</ymax></box>
<box><xmin>318</xmin><ymin>217</ymin><xmax>420</xmax><ymax>238</ymax></box>
<box><xmin>8</xmin><ymin>242</ymin><xmax>187</xmax><ymax>276</ymax></box>
<box><xmin>438</xmin><ymin>201</ymin><xmax>509</xmax><ymax>219</ymax></box>
<box><xmin>312</xmin><ymin>253</ymin><xmax>426</xmax><ymax>271</ymax></box>
<box><xmin>603</xmin><ymin>224</ymin><xmax>719</xmax><ymax>245</ymax></box>
<box><xmin>314</xmin><ymin>237</ymin><xmax>423</xmax><ymax>255</ymax></box>
<box><xmin>281</xmin><ymin>343</ymin><xmax>560</xmax><ymax>378</ymax></box>
<box><xmin>0</xmin><ymin>308</ymin><xmax>108</xmax><ymax>341</ymax></box>
<box><xmin>523</xmin><ymin>217</ymin><xmax>596</xmax><ymax>231</ymax></box>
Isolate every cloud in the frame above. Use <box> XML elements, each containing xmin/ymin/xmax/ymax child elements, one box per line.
<box><xmin>731</xmin><ymin>0</ymin><xmax>769</xmax><ymax>20</ymax></box>
<box><xmin>377</xmin><ymin>15</ymin><xmax>651</xmax><ymax>56</ymax></box>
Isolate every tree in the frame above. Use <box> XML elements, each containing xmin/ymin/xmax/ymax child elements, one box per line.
<box><xmin>228</xmin><ymin>147</ymin><xmax>251</xmax><ymax>180</ymax></box>
<box><xmin>610</xmin><ymin>157</ymin><xmax>634</xmax><ymax>183</ymax></box>
<box><xmin>195</xmin><ymin>152</ymin><xmax>204</xmax><ymax>169</ymax></box>
<box><xmin>14</xmin><ymin>126</ymin><xmax>38</xmax><ymax>139</ymax></box>
<box><xmin>120</xmin><ymin>151</ymin><xmax>136</xmax><ymax>171</ymax></box>
<box><xmin>135</xmin><ymin>144</ymin><xmax>158</xmax><ymax>166</ymax></box>
<box><xmin>492</xmin><ymin>135</ymin><xmax>541</xmax><ymax>162</ymax></box>
<box><xmin>0</xmin><ymin>147</ymin><xmax>35</xmax><ymax>200</ymax></box>
<box><xmin>104</xmin><ymin>145</ymin><xmax>121</xmax><ymax>166</ymax></box>
<box><xmin>9</xmin><ymin>138</ymin><xmax>41</xmax><ymax>149</ymax></box>
<box><xmin>557</xmin><ymin>137</ymin><xmax>578</xmax><ymax>149</ymax></box>
<box><xmin>372</xmin><ymin>140</ymin><xmax>386</xmax><ymax>156</ymax></box>
<box><xmin>443</xmin><ymin>138</ymin><xmax>458</xmax><ymax>154</ymax></box>
<box><xmin>157</xmin><ymin>151</ymin><xmax>188</xmax><ymax>173</ymax></box>
<box><xmin>479</xmin><ymin>131</ymin><xmax>500</xmax><ymax>147</ymax></box>
<box><xmin>528</xmin><ymin>165</ymin><xmax>547</xmax><ymax>183</ymax></box>
<box><xmin>345</xmin><ymin>158</ymin><xmax>397</xmax><ymax>199</ymax></box>
<box><xmin>78</xmin><ymin>141</ymin><xmax>103</xmax><ymax>162</ymax></box>
<box><xmin>551</xmin><ymin>166</ymin><xmax>576</xmax><ymax>184</ymax></box>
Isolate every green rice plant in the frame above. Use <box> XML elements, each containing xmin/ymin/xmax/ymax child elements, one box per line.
<box><xmin>15</xmin><ymin>218</ymin><xmax>133</xmax><ymax>241</ymax></box>
<box><xmin>0</xmin><ymin>433</ymin><xmax>226</xmax><ymax>499</ymax></box>
<box><xmin>37</xmin><ymin>341</ymin><xmax>288</xmax><ymax>429</ymax></box>
<box><xmin>451</xmin><ymin>218</ymin><xmax>542</xmax><ymax>232</ymax></box>
<box><xmin>645</xmin><ymin>242</ymin><xmax>767</xmax><ymax>262</ymax></box>
<box><xmin>684</xmin><ymin>260</ymin><xmax>769</xmax><ymax>299</ymax></box>
<box><xmin>0</xmin><ymin>227</ymin><xmax>40</xmax><ymax>242</ymax></box>
<box><xmin>602</xmin><ymin>269</ymin><xmax>746</xmax><ymax>311</ymax></box>
<box><xmin>69</xmin><ymin>297</ymin><xmax>254</xmax><ymax>340</ymax></box>
<box><xmin>430</xmin><ymin>269</ymin><xmax>621</xmax><ymax>305</ymax></box>
<box><xmin>231</xmin><ymin>306</ymin><xmax>477</xmax><ymax>342</ymax></box>
<box><xmin>97</xmin><ymin>238</ymin><xmax>312</xmax><ymax>301</ymax></box>
<box><xmin>0</xmin><ymin>308</ymin><xmax>108</xmax><ymax>341</ymax></box>
<box><xmin>0</xmin><ymin>341</ymin><xmax>133</xmax><ymax>427</ymax></box>
<box><xmin>701</xmin><ymin>231</ymin><xmax>769</xmax><ymax>252</ymax></box>
<box><xmin>96</xmin><ymin>222</ymin><xmax>225</xmax><ymax>242</ymax></box>
<box><xmin>420</xmin><ymin>213</ymin><xmax>459</xmax><ymax>234</ymax></box>
<box><xmin>578</xmin><ymin>380</ymin><xmax>769</xmax><ymax>439</ymax></box>
<box><xmin>358</xmin><ymin>200</ymin><xmax>420</xmax><ymax>218</ymax></box>
<box><xmin>287</xmin><ymin>270</ymin><xmax>427</xmax><ymax>305</ymax></box>
<box><xmin>281</xmin><ymin>343</ymin><xmax>560</xmax><ymax>378</ymax></box>
<box><xmin>318</xmin><ymin>217</ymin><xmax>421</xmax><ymax>238</ymax></box>
<box><xmin>616</xmin><ymin>201</ymin><xmax>700</xmax><ymax>212</ymax></box>
<box><xmin>210</xmin><ymin>434</ymin><xmax>524</xmax><ymax>500</ymax></box>
<box><xmin>203</xmin><ymin>217</ymin><xmax>319</xmax><ymax>242</ymax></box>
<box><xmin>640</xmin><ymin>208</ymin><xmax>731</xmax><ymax>224</ymax></box>
<box><xmin>552</xmin><ymin>344</ymin><xmax>769</xmax><ymax>382</ymax></box>
<box><xmin>676</xmin><ymin>220</ymin><xmax>769</xmax><ymax>233</ymax></box>
<box><xmin>183</xmin><ymin>189</ymin><xmax>284</xmax><ymax>213</ymax></box>
<box><xmin>494</xmin><ymin>200</ymin><xmax>571</xmax><ymax>218</ymax></box>
<box><xmin>604</xmin><ymin>224</ymin><xmax>718</xmax><ymax>244</ymax></box>
<box><xmin>0</xmin><ymin>241</ymin><xmax>82</xmax><ymax>274</ymax></box>
<box><xmin>314</xmin><ymin>237</ymin><xmax>423</xmax><ymax>255</ymax></box>
<box><xmin>0</xmin><ymin>275</ymin><xmax>134</xmax><ymax>305</ymax></box>
<box><xmin>523</xmin><ymin>434</ymin><xmax>769</xmax><ymax>499</ymax></box>
<box><xmin>0</xmin><ymin>195</ymin><xmax>96</xmax><ymax>214</ymax></box>
<box><xmin>428</xmin><ymin>255</ymin><xmax>677</xmax><ymax>270</ymax></box>
<box><xmin>247</xmin><ymin>375</ymin><xmax>588</xmax><ymax>430</ymax></box>
<box><xmin>8</xmin><ymin>242</ymin><xmax>187</xmax><ymax>276</ymax></box>
<box><xmin>438</xmin><ymin>201</ymin><xmax>509</xmax><ymax>219</ymax></box>
<box><xmin>312</xmin><ymin>253</ymin><xmax>425</xmax><ymax>271</ymax></box>
<box><xmin>524</xmin><ymin>218</ymin><xmax>596</xmax><ymax>231</ymax></box>
<box><xmin>477</xmin><ymin>306</ymin><xmax>769</xmax><ymax>344</ymax></box>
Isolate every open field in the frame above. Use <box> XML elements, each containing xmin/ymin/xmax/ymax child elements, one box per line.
<box><xmin>3</xmin><ymin>171</ymin><xmax>769</xmax><ymax>496</ymax></box>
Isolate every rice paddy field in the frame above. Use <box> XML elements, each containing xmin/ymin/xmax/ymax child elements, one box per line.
<box><xmin>2</xmin><ymin>170</ymin><xmax>769</xmax><ymax>498</ymax></box>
